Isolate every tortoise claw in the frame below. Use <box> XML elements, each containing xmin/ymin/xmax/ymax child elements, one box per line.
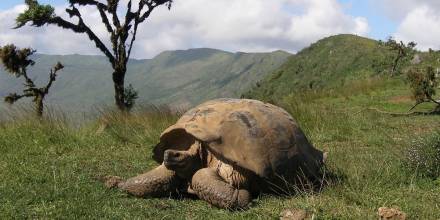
<box><xmin>103</xmin><ymin>175</ymin><xmax>124</xmax><ymax>189</ymax></box>
<box><xmin>187</xmin><ymin>185</ymin><xmax>196</xmax><ymax>194</ymax></box>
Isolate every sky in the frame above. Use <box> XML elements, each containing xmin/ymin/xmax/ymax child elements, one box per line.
<box><xmin>0</xmin><ymin>0</ymin><xmax>439</xmax><ymax>59</ymax></box>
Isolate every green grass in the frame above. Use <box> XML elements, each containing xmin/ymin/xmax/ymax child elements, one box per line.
<box><xmin>0</xmin><ymin>77</ymin><xmax>439</xmax><ymax>219</ymax></box>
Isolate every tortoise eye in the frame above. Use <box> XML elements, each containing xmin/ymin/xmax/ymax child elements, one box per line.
<box><xmin>165</xmin><ymin>150</ymin><xmax>181</xmax><ymax>158</ymax></box>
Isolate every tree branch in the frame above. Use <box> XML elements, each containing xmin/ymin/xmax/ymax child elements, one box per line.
<box><xmin>126</xmin><ymin>24</ymin><xmax>138</xmax><ymax>61</ymax></box>
<box><xmin>408</xmin><ymin>101</ymin><xmax>425</xmax><ymax>112</ymax></box>
<box><xmin>68</xmin><ymin>0</ymin><xmax>105</xmax><ymax>7</ymax></box>
<box><xmin>422</xmin><ymin>87</ymin><xmax>440</xmax><ymax>106</ymax></box>
<box><xmin>366</xmin><ymin>107</ymin><xmax>437</xmax><ymax>116</ymax></box>
<box><xmin>48</xmin><ymin>16</ymin><xmax>84</xmax><ymax>32</ymax></box>
<box><xmin>139</xmin><ymin>5</ymin><xmax>155</xmax><ymax>22</ymax></box>
<box><xmin>4</xmin><ymin>93</ymin><xmax>27</xmax><ymax>104</ymax></box>
<box><xmin>126</xmin><ymin>1</ymin><xmax>146</xmax><ymax>61</ymax></box>
<box><xmin>125</xmin><ymin>0</ymin><xmax>171</xmax><ymax>63</ymax></box>
<box><xmin>108</xmin><ymin>1</ymin><xmax>121</xmax><ymax>29</ymax></box>
<box><xmin>21</xmin><ymin>69</ymin><xmax>36</xmax><ymax>88</ymax></box>
<box><xmin>69</xmin><ymin>1</ymin><xmax>113</xmax><ymax>34</ymax></box>
<box><xmin>43</xmin><ymin>62</ymin><xmax>64</xmax><ymax>94</ymax></box>
<box><xmin>48</xmin><ymin>6</ymin><xmax>115</xmax><ymax>65</ymax></box>
<box><xmin>98</xmin><ymin>5</ymin><xmax>113</xmax><ymax>33</ymax></box>
<box><xmin>428</xmin><ymin>97</ymin><xmax>440</xmax><ymax>105</ymax></box>
<box><xmin>124</xmin><ymin>0</ymin><xmax>135</xmax><ymax>26</ymax></box>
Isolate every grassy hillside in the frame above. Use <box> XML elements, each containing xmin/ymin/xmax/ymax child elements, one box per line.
<box><xmin>244</xmin><ymin>34</ymin><xmax>396</xmax><ymax>101</ymax></box>
<box><xmin>1</xmin><ymin>34</ymin><xmax>439</xmax><ymax>219</ymax></box>
<box><xmin>245</xmin><ymin>34</ymin><xmax>440</xmax><ymax>107</ymax></box>
<box><xmin>0</xmin><ymin>48</ymin><xmax>290</xmax><ymax>112</ymax></box>
<box><xmin>1</xmin><ymin>77</ymin><xmax>439</xmax><ymax>219</ymax></box>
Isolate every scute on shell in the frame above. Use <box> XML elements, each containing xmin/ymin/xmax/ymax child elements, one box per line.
<box><xmin>153</xmin><ymin>98</ymin><xmax>324</xmax><ymax>180</ymax></box>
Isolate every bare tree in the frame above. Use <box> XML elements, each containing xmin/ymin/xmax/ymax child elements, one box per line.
<box><xmin>407</xmin><ymin>66</ymin><xmax>440</xmax><ymax>114</ymax></box>
<box><xmin>16</xmin><ymin>0</ymin><xmax>173</xmax><ymax>111</ymax></box>
<box><xmin>383</xmin><ymin>37</ymin><xmax>417</xmax><ymax>75</ymax></box>
<box><xmin>0</xmin><ymin>44</ymin><xmax>64</xmax><ymax>117</ymax></box>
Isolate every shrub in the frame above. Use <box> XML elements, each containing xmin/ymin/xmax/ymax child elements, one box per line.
<box><xmin>406</xmin><ymin>132</ymin><xmax>440</xmax><ymax>178</ymax></box>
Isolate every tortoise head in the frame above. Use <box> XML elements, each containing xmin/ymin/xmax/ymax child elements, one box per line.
<box><xmin>163</xmin><ymin>140</ymin><xmax>202</xmax><ymax>179</ymax></box>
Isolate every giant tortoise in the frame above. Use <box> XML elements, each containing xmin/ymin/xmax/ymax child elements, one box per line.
<box><xmin>105</xmin><ymin>98</ymin><xmax>325</xmax><ymax>209</ymax></box>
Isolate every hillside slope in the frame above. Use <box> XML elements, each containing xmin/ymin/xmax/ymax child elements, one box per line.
<box><xmin>0</xmin><ymin>48</ymin><xmax>290</xmax><ymax>111</ymax></box>
<box><xmin>244</xmin><ymin>34</ymin><xmax>395</xmax><ymax>101</ymax></box>
<box><xmin>1</xmin><ymin>71</ymin><xmax>440</xmax><ymax>219</ymax></box>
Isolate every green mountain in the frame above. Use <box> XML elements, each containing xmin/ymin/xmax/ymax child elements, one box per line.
<box><xmin>244</xmin><ymin>34</ymin><xmax>397</xmax><ymax>101</ymax></box>
<box><xmin>0</xmin><ymin>48</ymin><xmax>290</xmax><ymax>112</ymax></box>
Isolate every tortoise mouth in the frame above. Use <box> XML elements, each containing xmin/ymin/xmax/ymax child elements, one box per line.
<box><xmin>163</xmin><ymin>150</ymin><xmax>186</xmax><ymax>169</ymax></box>
<box><xmin>163</xmin><ymin>148</ymin><xmax>202</xmax><ymax>179</ymax></box>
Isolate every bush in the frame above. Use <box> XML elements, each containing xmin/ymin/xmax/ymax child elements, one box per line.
<box><xmin>406</xmin><ymin>132</ymin><xmax>440</xmax><ymax>178</ymax></box>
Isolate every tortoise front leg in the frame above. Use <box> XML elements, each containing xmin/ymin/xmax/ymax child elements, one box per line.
<box><xmin>105</xmin><ymin>164</ymin><xmax>181</xmax><ymax>197</ymax></box>
<box><xmin>191</xmin><ymin>168</ymin><xmax>251</xmax><ymax>210</ymax></box>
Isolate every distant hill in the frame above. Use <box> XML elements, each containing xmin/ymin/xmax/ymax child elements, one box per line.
<box><xmin>0</xmin><ymin>48</ymin><xmax>290</xmax><ymax>112</ymax></box>
<box><xmin>243</xmin><ymin>34</ymin><xmax>396</xmax><ymax>101</ymax></box>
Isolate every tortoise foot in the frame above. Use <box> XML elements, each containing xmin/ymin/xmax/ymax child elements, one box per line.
<box><xmin>191</xmin><ymin>168</ymin><xmax>251</xmax><ymax>210</ymax></box>
<box><xmin>119</xmin><ymin>164</ymin><xmax>181</xmax><ymax>198</ymax></box>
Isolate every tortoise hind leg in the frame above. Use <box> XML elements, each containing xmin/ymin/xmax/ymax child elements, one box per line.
<box><xmin>191</xmin><ymin>168</ymin><xmax>251</xmax><ymax>210</ymax></box>
<box><xmin>105</xmin><ymin>164</ymin><xmax>181</xmax><ymax>198</ymax></box>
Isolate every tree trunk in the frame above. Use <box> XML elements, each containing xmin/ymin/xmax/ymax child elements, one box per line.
<box><xmin>391</xmin><ymin>56</ymin><xmax>400</xmax><ymax>75</ymax></box>
<box><xmin>113</xmin><ymin>70</ymin><xmax>127</xmax><ymax>111</ymax></box>
<box><xmin>35</xmin><ymin>95</ymin><xmax>44</xmax><ymax>117</ymax></box>
<box><xmin>434</xmin><ymin>104</ymin><xmax>440</xmax><ymax>114</ymax></box>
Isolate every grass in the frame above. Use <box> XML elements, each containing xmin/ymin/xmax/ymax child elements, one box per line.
<box><xmin>406</xmin><ymin>131</ymin><xmax>440</xmax><ymax>179</ymax></box>
<box><xmin>1</xmin><ymin>78</ymin><xmax>440</xmax><ymax>219</ymax></box>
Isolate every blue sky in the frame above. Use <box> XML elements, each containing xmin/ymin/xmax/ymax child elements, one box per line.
<box><xmin>339</xmin><ymin>0</ymin><xmax>397</xmax><ymax>40</ymax></box>
<box><xmin>0</xmin><ymin>0</ymin><xmax>438</xmax><ymax>58</ymax></box>
<box><xmin>0</xmin><ymin>0</ymin><xmax>65</xmax><ymax>10</ymax></box>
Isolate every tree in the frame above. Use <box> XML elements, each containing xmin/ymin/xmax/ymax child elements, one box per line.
<box><xmin>383</xmin><ymin>37</ymin><xmax>417</xmax><ymax>75</ymax></box>
<box><xmin>406</xmin><ymin>66</ymin><xmax>440</xmax><ymax>114</ymax></box>
<box><xmin>0</xmin><ymin>44</ymin><xmax>64</xmax><ymax>117</ymax></box>
<box><xmin>15</xmin><ymin>0</ymin><xmax>173</xmax><ymax>111</ymax></box>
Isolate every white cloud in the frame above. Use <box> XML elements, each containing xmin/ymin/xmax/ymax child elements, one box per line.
<box><xmin>0</xmin><ymin>0</ymin><xmax>369</xmax><ymax>58</ymax></box>
<box><xmin>0</xmin><ymin>5</ymin><xmax>33</xmax><ymax>47</ymax></box>
<box><xmin>0</xmin><ymin>4</ymin><xmax>106</xmax><ymax>55</ymax></box>
<box><xmin>394</xmin><ymin>6</ymin><xmax>440</xmax><ymax>51</ymax></box>
<box><xmin>285</xmin><ymin>0</ymin><xmax>369</xmax><ymax>45</ymax></box>
<box><xmin>373</xmin><ymin>0</ymin><xmax>440</xmax><ymax>20</ymax></box>
<box><xmin>372</xmin><ymin>0</ymin><xmax>440</xmax><ymax>51</ymax></box>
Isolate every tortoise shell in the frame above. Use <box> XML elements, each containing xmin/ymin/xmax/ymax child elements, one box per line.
<box><xmin>153</xmin><ymin>98</ymin><xmax>324</xmax><ymax>179</ymax></box>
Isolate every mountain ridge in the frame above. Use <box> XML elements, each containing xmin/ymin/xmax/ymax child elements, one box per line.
<box><xmin>0</xmin><ymin>48</ymin><xmax>291</xmax><ymax>112</ymax></box>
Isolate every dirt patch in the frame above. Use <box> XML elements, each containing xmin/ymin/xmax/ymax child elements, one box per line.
<box><xmin>388</xmin><ymin>95</ymin><xmax>413</xmax><ymax>104</ymax></box>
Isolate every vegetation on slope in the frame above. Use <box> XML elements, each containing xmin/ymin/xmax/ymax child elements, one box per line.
<box><xmin>244</xmin><ymin>34</ymin><xmax>398</xmax><ymax>101</ymax></box>
<box><xmin>1</xmin><ymin>77</ymin><xmax>439</xmax><ymax>219</ymax></box>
